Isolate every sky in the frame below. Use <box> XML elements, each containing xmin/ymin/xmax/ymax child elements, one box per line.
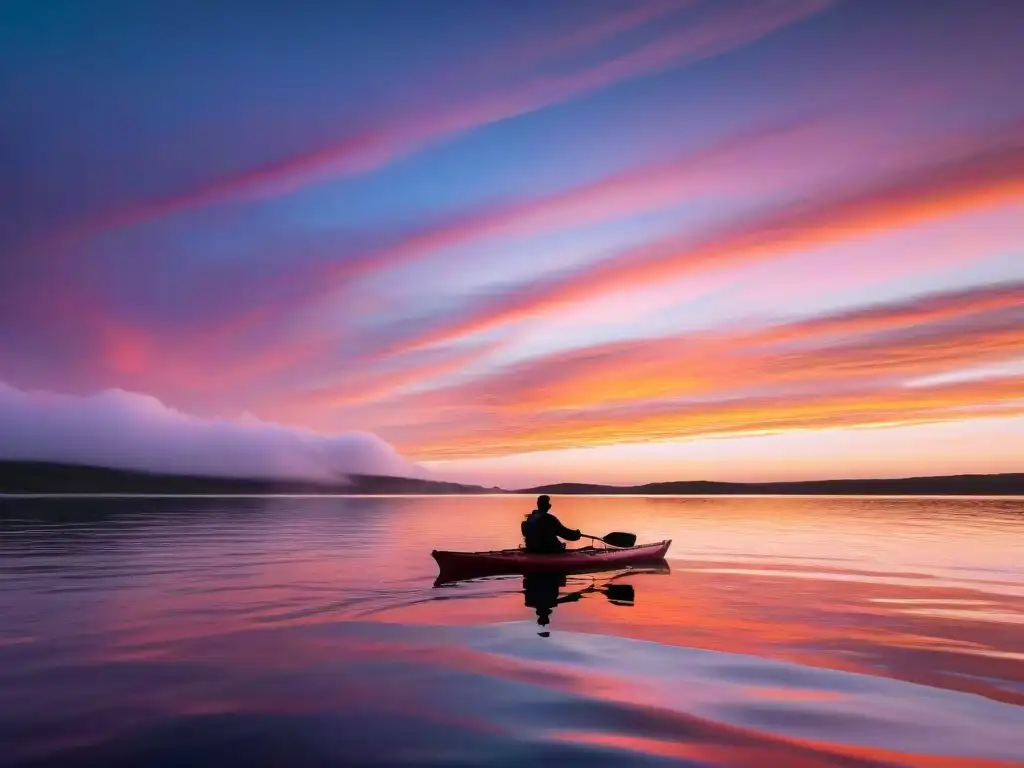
<box><xmin>1</xmin><ymin>0</ymin><xmax>1022</xmax><ymax>487</ymax></box>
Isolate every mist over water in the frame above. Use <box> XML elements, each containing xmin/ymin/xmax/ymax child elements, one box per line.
<box><xmin>1</xmin><ymin>495</ymin><xmax>1022</xmax><ymax>766</ymax></box>
<box><xmin>0</xmin><ymin>381</ymin><xmax>422</xmax><ymax>482</ymax></box>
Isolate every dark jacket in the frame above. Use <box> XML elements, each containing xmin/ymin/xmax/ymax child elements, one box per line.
<box><xmin>521</xmin><ymin>510</ymin><xmax>581</xmax><ymax>553</ymax></box>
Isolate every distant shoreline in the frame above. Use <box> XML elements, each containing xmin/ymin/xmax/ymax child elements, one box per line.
<box><xmin>3</xmin><ymin>494</ymin><xmax>1022</xmax><ymax>502</ymax></box>
<box><xmin>1</xmin><ymin>460</ymin><xmax>1021</xmax><ymax>497</ymax></box>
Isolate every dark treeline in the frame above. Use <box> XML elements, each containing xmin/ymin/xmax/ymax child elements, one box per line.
<box><xmin>0</xmin><ymin>460</ymin><xmax>1021</xmax><ymax>496</ymax></box>
<box><xmin>521</xmin><ymin>475</ymin><xmax>1024</xmax><ymax>496</ymax></box>
<box><xmin>0</xmin><ymin>461</ymin><xmax>495</xmax><ymax>495</ymax></box>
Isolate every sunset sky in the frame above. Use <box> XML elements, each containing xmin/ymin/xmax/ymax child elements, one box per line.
<box><xmin>2</xmin><ymin>0</ymin><xmax>1022</xmax><ymax>487</ymax></box>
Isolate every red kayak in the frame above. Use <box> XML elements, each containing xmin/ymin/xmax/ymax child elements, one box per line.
<box><xmin>432</xmin><ymin>539</ymin><xmax>671</xmax><ymax>580</ymax></box>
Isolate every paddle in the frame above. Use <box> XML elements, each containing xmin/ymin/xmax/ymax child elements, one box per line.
<box><xmin>580</xmin><ymin>531</ymin><xmax>637</xmax><ymax>548</ymax></box>
<box><xmin>603</xmin><ymin>583</ymin><xmax>635</xmax><ymax>606</ymax></box>
<box><xmin>562</xmin><ymin>580</ymin><xmax>635</xmax><ymax>605</ymax></box>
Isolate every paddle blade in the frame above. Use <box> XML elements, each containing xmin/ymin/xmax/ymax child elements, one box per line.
<box><xmin>604</xmin><ymin>584</ymin><xmax>635</xmax><ymax>605</ymax></box>
<box><xmin>601</xmin><ymin>532</ymin><xmax>636</xmax><ymax>548</ymax></box>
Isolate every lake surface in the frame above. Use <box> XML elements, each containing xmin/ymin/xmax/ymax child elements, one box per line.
<box><xmin>1</xmin><ymin>495</ymin><xmax>1022</xmax><ymax>767</ymax></box>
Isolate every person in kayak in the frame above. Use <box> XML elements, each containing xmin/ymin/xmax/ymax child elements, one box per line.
<box><xmin>521</xmin><ymin>495</ymin><xmax>582</xmax><ymax>554</ymax></box>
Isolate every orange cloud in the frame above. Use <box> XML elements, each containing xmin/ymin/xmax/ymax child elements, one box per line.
<box><xmin>401</xmin><ymin>374</ymin><xmax>1024</xmax><ymax>459</ymax></box>
<box><xmin>381</xmin><ymin>281</ymin><xmax>1023</xmax><ymax>412</ymax></box>
<box><xmin>337</xmin><ymin>283</ymin><xmax>1024</xmax><ymax>458</ymax></box>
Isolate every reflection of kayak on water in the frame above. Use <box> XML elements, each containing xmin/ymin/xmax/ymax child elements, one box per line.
<box><xmin>432</xmin><ymin>539</ymin><xmax>671</xmax><ymax>583</ymax></box>
<box><xmin>432</xmin><ymin>562</ymin><xmax>670</xmax><ymax>637</ymax></box>
<box><xmin>524</xmin><ymin>564</ymin><xmax>667</xmax><ymax>636</ymax></box>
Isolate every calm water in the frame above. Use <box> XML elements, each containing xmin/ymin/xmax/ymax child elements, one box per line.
<box><xmin>1</xmin><ymin>495</ymin><xmax>1022</xmax><ymax>767</ymax></box>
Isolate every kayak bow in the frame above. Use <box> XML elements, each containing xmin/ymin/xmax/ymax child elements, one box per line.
<box><xmin>432</xmin><ymin>539</ymin><xmax>671</xmax><ymax>580</ymax></box>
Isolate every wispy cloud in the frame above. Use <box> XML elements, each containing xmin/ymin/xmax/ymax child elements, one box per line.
<box><xmin>230</xmin><ymin>116</ymin><xmax>823</xmax><ymax>335</ymax></box>
<box><xmin>469</xmin><ymin>0</ymin><xmax>699</xmax><ymax>77</ymax></box>
<box><xmin>296</xmin><ymin>343</ymin><xmax>498</xmax><ymax>409</ymax></box>
<box><xmin>376</xmin><ymin>135</ymin><xmax>1024</xmax><ymax>356</ymax></box>
<box><xmin>351</xmin><ymin>282</ymin><xmax>1024</xmax><ymax>458</ymax></box>
<box><xmin>13</xmin><ymin>130</ymin><xmax>1018</xmax><ymax>436</ymax></box>
<box><xmin>747</xmin><ymin>281</ymin><xmax>1024</xmax><ymax>348</ymax></box>
<box><xmin>320</xmin><ymin>117</ymin><xmax>818</xmax><ymax>279</ymax></box>
<box><xmin>401</xmin><ymin>374</ymin><xmax>1024</xmax><ymax>459</ymax></box>
<box><xmin>61</xmin><ymin>0</ymin><xmax>831</xmax><ymax>240</ymax></box>
<box><xmin>413</xmin><ymin>281</ymin><xmax>1024</xmax><ymax>410</ymax></box>
<box><xmin>6</xmin><ymin>0</ymin><xmax>1022</xmax><ymax>487</ymax></box>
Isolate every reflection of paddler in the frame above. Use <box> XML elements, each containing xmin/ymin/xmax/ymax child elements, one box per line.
<box><xmin>523</xmin><ymin>572</ymin><xmax>575</xmax><ymax>631</ymax></box>
<box><xmin>523</xmin><ymin>571</ymin><xmax>637</xmax><ymax>637</ymax></box>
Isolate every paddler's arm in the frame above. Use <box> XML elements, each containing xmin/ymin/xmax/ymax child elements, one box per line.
<box><xmin>550</xmin><ymin>514</ymin><xmax>582</xmax><ymax>541</ymax></box>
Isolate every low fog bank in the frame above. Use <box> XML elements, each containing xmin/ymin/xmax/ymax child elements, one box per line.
<box><xmin>0</xmin><ymin>381</ymin><xmax>425</xmax><ymax>483</ymax></box>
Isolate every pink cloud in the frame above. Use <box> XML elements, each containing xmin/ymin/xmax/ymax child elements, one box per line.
<box><xmin>338</xmin><ymin>282</ymin><xmax>1024</xmax><ymax>457</ymax></box>
<box><xmin>375</xmin><ymin>133</ymin><xmax>1024</xmax><ymax>356</ymax></box>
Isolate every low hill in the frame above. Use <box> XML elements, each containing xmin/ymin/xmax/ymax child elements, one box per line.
<box><xmin>518</xmin><ymin>474</ymin><xmax>1024</xmax><ymax>496</ymax></box>
<box><xmin>0</xmin><ymin>460</ymin><xmax>498</xmax><ymax>495</ymax></box>
<box><xmin>1</xmin><ymin>460</ymin><xmax>1019</xmax><ymax>497</ymax></box>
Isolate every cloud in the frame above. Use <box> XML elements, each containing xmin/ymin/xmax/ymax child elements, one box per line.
<box><xmin>290</xmin><ymin>115</ymin><xmax>820</xmax><ymax>282</ymax></box>
<box><xmin>182</xmin><ymin>116</ymin><xmax>821</xmax><ymax>356</ymax></box>
<box><xmin>0</xmin><ymin>381</ymin><xmax>423</xmax><ymax>482</ymax></box>
<box><xmin>286</xmin><ymin>342</ymin><xmax>499</xmax><ymax>412</ymax></box>
<box><xmin>469</xmin><ymin>0</ymin><xmax>698</xmax><ymax>77</ymax></box>
<box><xmin>60</xmin><ymin>0</ymin><xmax>830</xmax><ymax>240</ymax></box>
<box><xmin>399</xmin><ymin>373</ymin><xmax>1024</xmax><ymax>460</ymax></box>
<box><xmin>353</xmin><ymin>282</ymin><xmax>1024</xmax><ymax>458</ymax></box>
<box><xmin>751</xmin><ymin>279</ymin><xmax>1024</xmax><ymax>347</ymax></box>
<box><xmin>375</xmin><ymin>134</ymin><xmax>1024</xmax><ymax>356</ymax></box>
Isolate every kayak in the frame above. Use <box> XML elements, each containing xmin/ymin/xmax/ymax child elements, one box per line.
<box><xmin>432</xmin><ymin>539</ymin><xmax>671</xmax><ymax>580</ymax></box>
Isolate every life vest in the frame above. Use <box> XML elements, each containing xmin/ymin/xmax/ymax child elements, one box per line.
<box><xmin>521</xmin><ymin>510</ymin><xmax>562</xmax><ymax>553</ymax></box>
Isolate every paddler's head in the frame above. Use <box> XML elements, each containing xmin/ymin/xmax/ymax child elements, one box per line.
<box><xmin>537</xmin><ymin>494</ymin><xmax>551</xmax><ymax>513</ymax></box>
